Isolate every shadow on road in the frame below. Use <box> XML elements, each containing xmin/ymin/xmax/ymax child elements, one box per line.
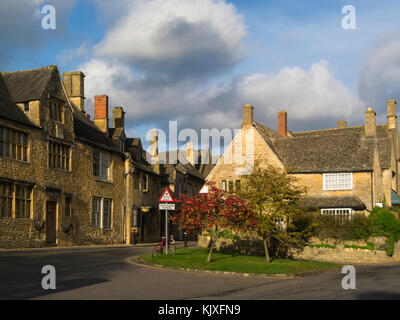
<box><xmin>0</xmin><ymin>278</ymin><xmax>109</xmax><ymax>300</ymax></box>
<box><xmin>356</xmin><ymin>291</ymin><xmax>400</xmax><ymax>300</ymax></box>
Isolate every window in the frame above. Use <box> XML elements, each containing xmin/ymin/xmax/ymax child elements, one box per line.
<box><xmin>132</xmin><ymin>208</ymin><xmax>140</xmax><ymax>227</ymax></box>
<box><xmin>15</xmin><ymin>185</ymin><xmax>31</xmax><ymax>218</ymax></box>
<box><xmin>228</xmin><ymin>180</ymin><xmax>234</xmax><ymax>192</ymax></box>
<box><xmin>0</xmin><ymin>182</ymin><xmax>31</xmax><ymax>218</ymax></box>
<box><xmin>23</xmin><ymin>102</ymin><xmax>29</xmax><ymax>112</ymax></box>
<box><xmin>235</xmin><ymin>180</ymin><xmax>241</xmax><ymax>191</ymax></box>
<box><xmin>0</xmin><ymin>126</ymin><xmax>28</xmax><ymax>161</ymax></box>
<box><xmin>120</xmin><ymin>140</ymin><xmax>125</xmax><ymax>152</ymax></box>
<box><xmin>50</xmin><ymin>101</ymin><xmax>63</xmax><ymax>122</ymax></box>
<box><xmin>0</xmin><ymin>182</ymin><xmax>12</xmax><ymax>217</ymax></box>
<box><xmin>323</xmin><ymin>173</ymin><xmax>353</xmax><ymax>190</ymax></box>
<box><xmin>133</xmin><ymin>172</ymin><xmax>140</xmax><ymax>189</ymax></box>
<box><xmin>321</xmin><ymin>208</ymin><xmax>354</xmax><ymax>223</ymax></box>
<box><xmin>49</xmin><ymin>141</ymin><xmax>71</xmax><ymax>170</ymax></box>
<box><xmin>141</xmin><ymin>173</ymin><xmax>148</xmax><ymax>192</ymax></box>
<box><xmin>92</xmin><ymin>197</ymin><xmax>112</xmax><ymax>229</ymax></box>
<box><xmin>65</xmin><ymin>196</ymin><xmax>72</xmax><ymax>217</ymax></box>
<box><xmin>93</xmin><ymin>150</ymin><xmax>110</xmax><ymax>180</ymax></box>
<box><xmin>221</xmin><ymin>180</ymin><xmax>226</xmax><ymax>191</ymax></box>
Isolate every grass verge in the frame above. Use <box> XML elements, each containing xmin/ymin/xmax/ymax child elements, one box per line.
<box><xmin>141</xmin><ymin>248</ymin><xmax>339</xmax><ymax>275</ymax></box>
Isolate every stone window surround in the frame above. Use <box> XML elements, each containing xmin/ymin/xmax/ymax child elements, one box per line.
<box><xmin>0</xmin><ymin>181</ymin><xmax>33</xmax><ymax>219</ymax></box>
<box><xmin>48</xmin><ymin>139</ymin><xmax>71</xmax><ymax>171</ymax></box>
<box><xmin>0</xmin><ymin>125</ymin><xmax>29</xmax><ymax>162</ymax></box>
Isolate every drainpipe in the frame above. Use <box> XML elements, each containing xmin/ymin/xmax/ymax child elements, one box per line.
<box><xmin>371</xmin><ymin>171</ymin><xmax>374</xmax><ymax>210</ymax></box>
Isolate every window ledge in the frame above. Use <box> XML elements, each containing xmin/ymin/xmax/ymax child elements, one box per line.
<box><xmin>94</xmin><ymin>177</ymin><xmax>113</xmax><ymax>184</ymax></box>
<box><xmin>0</xmin><ymin>156</ymin><xmax>30</xmax><ymax>164</ymax></box>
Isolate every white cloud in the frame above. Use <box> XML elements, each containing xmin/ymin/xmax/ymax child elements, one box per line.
<box><xmin>93</xmin><ymin>0</ymin><xmax>246</xmax><ymax>79</ymax></box>
<box><xmin>80</xmin><ymin>58</ymin><xmax>362</xmax><ymax>133</ymax></box>
<box><xmin>358</xmin><ymin>32</ymin><xmax>400</xmax><ymax>113</ymax></box>
<box><xmin>235</xmin><ymin>61</ymin><xmax>363</xmax><ymax>127</ymax></box>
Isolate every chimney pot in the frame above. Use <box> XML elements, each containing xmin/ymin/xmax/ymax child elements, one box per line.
<box><xmin>337</xmin><ymin>120</ymin><xmax>347</xmax><ymax>129</ymax></box>
<box><xmin>387</xmin><ymin>99</ymin><xmax>397</xmax><ymax>129</ymax></box>
<box><xmin>186</xmin><ymin>142</ymin><xmax>196</xmax><ymax>166</ymax></box>
<box><xmin>365</xmin><ymin>107</ymin><xmax>376</xmax><ymax>138</ymax></box>
<box><xmin>242</xmin><ymin>104</ymin><xmax>254</xmax><ymax>127</ymax></box>
<box><xmin>278</xmin><ymin>110</ymin><xmax>288</xmax><ymax>137</ymax></box>
<box><xmin>94</xmin><ymin>95</ymin><xmax>109</xmax><ymax>135</ymax></box>
<box><xmin>113</xmin><ymin>106</ymin><xmax>125</xmax><ymax>129</ymax></box>
<box><xmin>63</xmin><ymin>71</ymin><xmax>85</xmax><ymax>112</ymax></box>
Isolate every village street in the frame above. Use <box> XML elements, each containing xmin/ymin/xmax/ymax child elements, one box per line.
<box><xmin>0</xmin><ymin>244</ymin><xmax>400</xmax><ymax>300</ymax></box>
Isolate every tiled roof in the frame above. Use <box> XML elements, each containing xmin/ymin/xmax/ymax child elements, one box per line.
<box><xmin>0</xmin><ymin>65</ymin><xmax>55</xmax><ymax>102</ymax></box>
<box><xmin>73</xmin><ymin>116</ymin><xmax>121</xmax><ymax>153</ymax></box>
<box><xmin>0</xmin><ymin>74</ymin><xmax>34</xmax><ymax>127</ymax></box>
<box><xmin>299</xmin><ymin>195</ymin><xmax>366</xmax><ymax>210</ymax></box>
<box><xmin>255</xmin><ymin>122</ymin><xmax>387</xmax><ymax>173</ymax></box>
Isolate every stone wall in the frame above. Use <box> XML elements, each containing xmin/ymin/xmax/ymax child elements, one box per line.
<box><xmin>198</xmin><ymin>235</ymin><xmax>400</xmax><ymax>264</ymax></box>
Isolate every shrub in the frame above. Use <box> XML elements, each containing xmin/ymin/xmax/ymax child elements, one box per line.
<box><xmin>368</xmin><ymin>207</ymin><xmax>400</xmax><ymax>256</ymax></box>
<box><xmin>312</xmin><ymin>213</ymin><xmax>370</xmax><ymax>241</ymax></box>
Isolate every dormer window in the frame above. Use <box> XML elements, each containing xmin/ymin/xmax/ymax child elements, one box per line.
<box><xmin>23</xmin><ymin>102</ymin><xmax>29</xmax><ymax>112</ymax></box>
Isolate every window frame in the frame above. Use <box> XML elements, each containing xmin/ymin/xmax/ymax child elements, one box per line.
<box><xmin>0</xmin><ymin>126</ymin><xmax>29</xmax><ymax>162</ymax></box>
<box><xmin>93</xmin><ymin>150</ymin><xmax>111</xmax><ymax>181</ymax></box>
<box><xmin>91</xmin><ymin>196</ymin><xmax>112</xmax><ymax>229</ymax></box>
<box><xmin>49</xmin><ymin>140</ymin><xmax>71</xmax><ymax>171</ymax></box>
<box><xmin>321</xmin><ymin>208</ymin><xmax>354</xmax><ymax>223</ymax></box>
<box><xmin>323</xmin><ymin>173</ymin><xmax>353</xmax><ymax>191</ymax></box>
<box><xmin>0</xmin><ymin>182</ymin><xmax>32</xmax><ymax>219</ymax></box>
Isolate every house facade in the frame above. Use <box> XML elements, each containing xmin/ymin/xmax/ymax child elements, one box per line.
<box><xmin>0</xmin><ymin>66</ymin><xmax>126</xmax><ymax>248</ymax></box>
<box><xmin>0</xmin><ymin>64</ymin><xmax>210</xmax><ymax>248</ymax></box>
<box><xmin>206</xmin><ymin>102</ymin><xmax>400</xmax><ymax>219</ymax></box>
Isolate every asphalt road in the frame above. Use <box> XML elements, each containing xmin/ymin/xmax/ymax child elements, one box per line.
<box><xmin>0</xmin><ymin>243</ymin><xmax>400</xmax><ymax>300</ymax></box>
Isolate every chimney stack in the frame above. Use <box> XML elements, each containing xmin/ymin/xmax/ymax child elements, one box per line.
<box><xmin>113</xmin><ymin>106</ymin><xmax>125</xmax><ymax>129</ymax></box>
<box><xmin>63</xmin><ymin>71</ymin><xmax>85</xmax><ymax>112</ymax></box>
<box><xmin>387</xmin><ymin>99</ymin><xmax>397</xmax><ymax>130</ymax></box>
<box><xmin>242</xmin><ymin>104</ymin><xmax>254</xmax><ymax>128</ymax></box>
<box><xmin>337</xmin><ymin>120</ymin><xmax>347</xmax><ymax>129</ymax></box>
<box><xmin>149</xmin><ymin>129</ymin><xmax>159</xmax><ymax>173</ymax></box>
<box><xmin>365</xmin><ymin>107</ymin><xmax>376</xmax><ymax>138</ymax></box>
<box><xmin>149</xmin><ymin>129</ymin><xmax>159</xmax><ymax>158</ymax></box>
<box><xmin>94</xmin><ymin>95</ymin><xmax>109</xmax><ymax>135</ymax></box>
<box><xmin>186</xmin><ymin>142</ymin><xmax>196</xmax><ymax>166</ymax></box>
<box><xmin>278</xmin><ymin>110</ymin><xmax>288</xmax><ymax>137</ymax></box>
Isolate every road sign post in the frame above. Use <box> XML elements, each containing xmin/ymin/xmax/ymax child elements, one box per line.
<box><xmin>158</xmin><ymin>188</ymin><xmax>175</xmax><ymax>255</ymax></box>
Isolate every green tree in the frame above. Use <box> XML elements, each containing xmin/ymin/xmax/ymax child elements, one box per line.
<box><xmin>171</xmin><ymin>183</ymin><xmax>256</xmax><ymax>263</ymax></box>
<box><xmin>237</xmin><ymin>165</ymin><xmax>307</xmax><ymax>263</ymax></box>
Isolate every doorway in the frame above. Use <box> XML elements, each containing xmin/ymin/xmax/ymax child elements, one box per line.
<box><xmin>46</xmin><ymin>201</ymin><xmax>57</xmax><ymax>245</ymax></box>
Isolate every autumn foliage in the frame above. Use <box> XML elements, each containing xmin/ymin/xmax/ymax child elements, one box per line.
<box><xmin>171</xmin><ymin>183</ymin><xmax>256</xmax><ymax>262</ymax></box>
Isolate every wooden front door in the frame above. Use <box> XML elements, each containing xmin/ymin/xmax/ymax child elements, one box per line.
<box><xmin>46</xmin><ymin>201</ymin><xmax>57</xmax><ymax>245</ymax></box>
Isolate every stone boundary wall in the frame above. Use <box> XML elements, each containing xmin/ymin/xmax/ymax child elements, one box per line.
<box><xmin>198</xmin><ymin>235</ymin><xmax>400</xmax><ymax>264</ymax></box>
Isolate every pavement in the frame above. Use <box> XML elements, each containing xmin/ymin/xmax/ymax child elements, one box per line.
<box><xmin>1</xmin><ymin>242</ymin><xmax>400</xmax><ymax>300</ymax></box>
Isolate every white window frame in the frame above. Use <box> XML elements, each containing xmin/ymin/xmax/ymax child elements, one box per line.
<box><xmin>94</xmin><ymin>150</ymin><xmax>111</xmax><ymax>180</ymax></box>
<box><xmin>92</xmin><ymin>197</ymin><xmax>112</xmax><ymax>229</ymax></box>
<box><xmin>323</xmin><ymin>173</ymin><xmax>353</xmax><ymax>191</ymax></box>
<box><xmin>321</xmin><ymin>208</ymin><xmax>354</xmax><ymax>222</ymax></box>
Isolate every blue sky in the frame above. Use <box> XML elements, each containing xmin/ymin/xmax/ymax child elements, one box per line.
<box><xmin>2</xmin><ymin>0</ymin><xmax>400</xmax><ymax>151</ymax></box>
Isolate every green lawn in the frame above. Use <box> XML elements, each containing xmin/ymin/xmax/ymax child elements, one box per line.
<box><xmin>141</xmin><ymin>248</ymin><xmax>339</xmax><ymax>275</ymax></box>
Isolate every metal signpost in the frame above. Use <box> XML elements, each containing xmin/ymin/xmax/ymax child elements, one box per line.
<box><xmin>158</xmin><ymin>188</ymin><xmax>175</xmax><ymax>254</ymax></box>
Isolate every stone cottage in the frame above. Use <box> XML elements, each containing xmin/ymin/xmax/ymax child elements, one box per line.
<box><xmin>206</xmin><ymin>101</ymin><xmax>400</xmax><ymax>219</ymax></box>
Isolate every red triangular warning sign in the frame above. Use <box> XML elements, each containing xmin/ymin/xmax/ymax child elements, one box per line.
<box><xmin>159</xmin><ymin>188</ymin><xmax>175</xmax><ymax>203</ymax></box>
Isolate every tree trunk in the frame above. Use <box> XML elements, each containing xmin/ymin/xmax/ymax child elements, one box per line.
<box><xmin>263</xmin><ymin>237</ymin><xmax>271</xmax><ymax>264</ymax></box>
<box><xmin>207</xmin><ymin>237</ymin><xmax>216</xmax><ymax>263</ymax></box>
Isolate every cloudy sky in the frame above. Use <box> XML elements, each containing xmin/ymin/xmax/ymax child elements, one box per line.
<box><xmin>2</xmin><ymin>0</ymin><xmax>400</xmax><ymax>151</ymax></box>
